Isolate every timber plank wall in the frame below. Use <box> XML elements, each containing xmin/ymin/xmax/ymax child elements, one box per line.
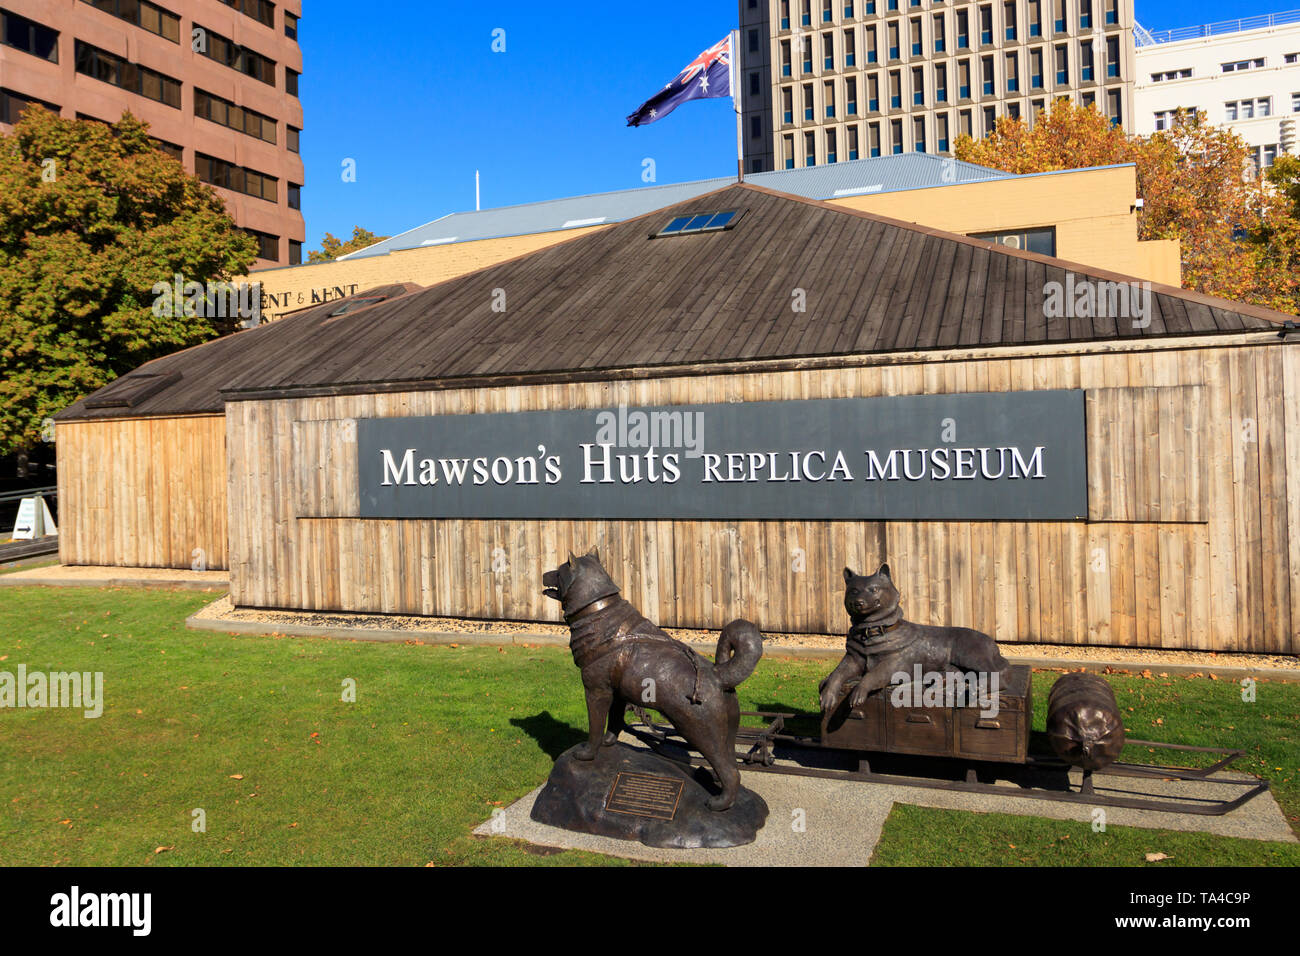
<box><xmin>225</xmin><ymin>334</ymin><xmax>1298</xmax><ymax>653</ymax></box>
<box><xmin>55</xmin><ymin>415</ymin><xmax>228</xmax><ymax>571</ymax></box>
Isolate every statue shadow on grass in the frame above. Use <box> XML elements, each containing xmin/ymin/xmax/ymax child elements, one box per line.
<box><xmin>510</xmin><ymin>712</ymin><xmax>585</xmax><ymax>760</ymax></box>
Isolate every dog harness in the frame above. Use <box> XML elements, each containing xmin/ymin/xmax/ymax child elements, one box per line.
<box><xmin>567</xmin><ymin>597</ymin><xmax>706</xmax><ymax>703</ymax></box>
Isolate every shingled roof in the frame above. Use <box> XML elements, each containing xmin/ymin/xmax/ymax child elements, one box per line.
<box><xmin>56</xmin><ymin>283</ymin><xmax>423</xmax><ymax>421</ymax></box>
<box><xmin>59</xmin><ymin>183</ymin><xmax>1290</xmax><ymax>420</ymax></box>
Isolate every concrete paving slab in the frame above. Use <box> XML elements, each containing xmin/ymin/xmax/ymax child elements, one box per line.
<box><xmin>0</xmin><ymin>563</ymin><xmax>228</xmax><ymax>591</ymax></box>
<box><xmin>473</xmin><ymin>738</ymin><xmax>1295</xmax><ymax>865</ymax></box>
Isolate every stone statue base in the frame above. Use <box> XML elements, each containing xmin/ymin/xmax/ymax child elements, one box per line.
<box><xmin>531</xmin><ymin>742</ymin><xmax>769</xmax><ymax>849</ymax></box>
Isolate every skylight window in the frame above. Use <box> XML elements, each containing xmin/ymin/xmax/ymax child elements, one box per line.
<box><xmin>329</xmin><ymin>296</ymin><xmax>386</xmax><ymax>316</ymax></box>
<box><xmin>653</xmin><ymin>209</ymin><xmax>743</xmax><ymax>238</ymax></box>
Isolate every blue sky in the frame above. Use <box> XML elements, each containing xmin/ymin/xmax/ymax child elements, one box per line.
<box><xmin>296</xmin><ymin>0</ymin><xmax>1293</xmax><ymax>252</ymax></box>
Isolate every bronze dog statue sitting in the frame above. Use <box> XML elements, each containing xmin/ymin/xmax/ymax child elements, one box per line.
<box><xmin>818</xmin><ymin>563</ymin><xmax>1011</xmax><ymax>712</ymax></box>
<box><xmin>542</xmin><ymin>549</ymin><xmax>764</xmax><ymax>811</ymax></box>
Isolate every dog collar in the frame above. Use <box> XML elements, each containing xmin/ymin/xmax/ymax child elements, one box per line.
<box><xmin>861</xmin><ymin>619</ymin><xmax>901</xmax><ymax>638</ymax></box>
<box><xmin>565</xmin><ymin>595</ymin><xmax>620</xmax><ymax>624</ymax></box>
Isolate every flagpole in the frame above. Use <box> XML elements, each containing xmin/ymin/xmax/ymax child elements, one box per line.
<box><xmin>732</xmin><ymin>27</ymin><xmax>744</xmax><ymax>182</ymax></box>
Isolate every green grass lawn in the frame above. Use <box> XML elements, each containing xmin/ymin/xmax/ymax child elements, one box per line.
<box><xmin>0</xmin><ymin>585</ymin><xmax>1295</xmax><ymax>866</ymax></box>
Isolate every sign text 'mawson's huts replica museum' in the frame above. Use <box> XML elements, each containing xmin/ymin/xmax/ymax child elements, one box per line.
<box><xmin>55</xmin><ymin>183</ymin><xmax>1300</xmax><ymax>655</ymax></box>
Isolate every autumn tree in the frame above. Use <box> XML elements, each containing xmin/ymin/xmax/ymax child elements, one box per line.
<box><xmin>0</xmin><ymin>106</ymin><xmax>258</xmax><ymax>455</ymax></box>
<box><xmin>307</xmin><ymin>226</ymin><xmax>389</xmax><ymax>262</ymax></box>
<box><xmin>955</xmin><ymin>99</ymin><xmax>1299</xmax><ymax>314</ymax></box>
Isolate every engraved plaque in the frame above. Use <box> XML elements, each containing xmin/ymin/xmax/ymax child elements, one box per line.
<box><xmin>604</xmin><ymin>772</ymin><xmax>684</xmax><ymax>821</ymax></box>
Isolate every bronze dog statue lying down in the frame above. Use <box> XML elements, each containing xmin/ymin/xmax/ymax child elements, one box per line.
<box><xmin>543</xmin><ymin>549</ymin><xmax>764</xmax><ymax>811</ymax></box>
<box><xmin>819</xmin><ymin>563</ymin><xmax>1011</xmax><ymax>712</ymax></box>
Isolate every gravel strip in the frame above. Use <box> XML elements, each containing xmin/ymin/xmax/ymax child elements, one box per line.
<box><xmin>191</xmin><ymin>596</ymin><xmax>1299</xmax><ymax>672</ymax></box>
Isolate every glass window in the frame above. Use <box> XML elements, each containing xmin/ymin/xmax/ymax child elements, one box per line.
<box><xmin>3</xmin><ymin>10</ymin><xmax>60</xmax><ymax>62</ymax></box>
<box><xmin>0</xmin><ymin>88</ymin><xmax>60</xmax><ymax>124</ymax></box>
<box><xmin>288</xmin><ymin>183</ymin><xmax>301</xmax><ymax>210</ymax></box>
<box><xmin>970</xmin><ymin>227</ymin><xmax>1056</xmax><ymax>255</ymax></box>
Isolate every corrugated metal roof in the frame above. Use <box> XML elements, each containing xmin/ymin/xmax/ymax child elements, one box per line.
<box><xmin>336</xmin><ymin>154</ymin><xmax>1017</xmax><ymax>261</ymax></box>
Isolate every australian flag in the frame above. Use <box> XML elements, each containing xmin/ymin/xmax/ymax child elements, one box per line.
<box><xmin>627</xmin><ymin>35</ymin><xmax>733</xmax><ymax>126</ymax></box>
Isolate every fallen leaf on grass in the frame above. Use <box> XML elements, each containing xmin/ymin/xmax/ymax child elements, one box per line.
<box><xmin>155</xmin><ymin>846</ymin><xmax>173</xmax><ymax>854</ymax></box>
<box><xmin>1145</xmin><ymin>852</ymin><xmax>1169</xmax><ymax>862</ymax></box>
<box><xmin>229</xmin><ymin>774</ymin><xmax>244</xmax><ymax>780</ymax></box>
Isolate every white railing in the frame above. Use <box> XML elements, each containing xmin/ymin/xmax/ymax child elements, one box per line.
<box><xmin>1135</xmin><ymin>9</ymin><xmax>1300</xmax><ymax>46</ymax></box>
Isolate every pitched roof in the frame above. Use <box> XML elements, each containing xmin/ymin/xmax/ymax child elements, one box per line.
<box><xmin>60</xmin><ymin>183</ymin><xmax>1291</xmax><ymax>420</ymax></box>
<box><xmin>297</xmin><ymin>154</ymin><xmax>1018</xmax><ymax>263</ymax></box>
<box><xmin>56</xmin><ymin>284</ymin><xmax>424</xmax><ymax>421</ymax></box>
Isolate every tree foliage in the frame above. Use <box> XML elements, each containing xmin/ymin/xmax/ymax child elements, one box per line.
<box><xmin>955</xmin><ymin>99</ymin><xmax>1299</xmax><ymax>315</ymax></box>
<box><xmin>0</xmin><ymin>107</ymin><xmax>258</xmax><ymax>455</ymax></box>
<box><xmin>306</xmin><ymin>227</ymin><xmax>389</xmax><ymax>262</ymax></box>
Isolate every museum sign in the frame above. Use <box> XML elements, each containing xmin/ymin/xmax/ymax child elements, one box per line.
<box><xmin>357</xmin><ymin>391</ymin><xmax>1088</xmax><ymax>521</ymax></box>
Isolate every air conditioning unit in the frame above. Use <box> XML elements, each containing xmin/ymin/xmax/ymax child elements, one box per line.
<box><xmin>1001</xmin><ymin>235</ymin><xmax>1021</xmax><ymax>249</ymax></box>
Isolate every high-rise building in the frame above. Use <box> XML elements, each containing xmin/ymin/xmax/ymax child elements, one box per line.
<box><xmin>740</xmin><ymin>0</ymin><xmax>1135</xmax><ymax>171</ymax></box>
<box><xmin>1134</xmin><ymin>10</ymin><xmax>1300</xmax><ymax>175</ymax></box>
<box><xmin>0</xmin><ymin>0</ymin><xmax>304</xmax><ymax>267</ymax></box>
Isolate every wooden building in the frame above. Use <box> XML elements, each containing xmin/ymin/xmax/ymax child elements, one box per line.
<box><xmin>54</xmin><ymin>284</ymin><xmax>420</xmax><ymax>570</ymax></box>
<box><xmin>57</xmin><ymin>184</ymin><xmax>1298</xmax><ymax>653</ymax></box>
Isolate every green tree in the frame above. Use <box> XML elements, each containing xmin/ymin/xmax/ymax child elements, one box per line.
<box><xmin>307</xmin><ymin>227</ymin><xmax>389</xmax><ymax>262</ymax></box>
<box><xmin>1263</xmin><ymin>153</ymin><xmax>1300</xmax><ymax>219</ymax></box>
<box><xmin>0</xmin><ymin>106</ymin><xmax>258</xmax><ymax>455</ymax></box>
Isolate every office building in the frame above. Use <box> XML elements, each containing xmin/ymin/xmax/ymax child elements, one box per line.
<box><xmin>740</xmin><ymin>0</ymin><xmax>1136</xmax><ymax>170</ymax></box>
<box><xmin>0</xmin><ymin>0</ymin><xmax>305</xmax><ymax>266</ymax></box>
<box><xmin>1134</xmin><ymin>10</ymin><xmax>1300</xmax><ymax>173</ymax></box>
